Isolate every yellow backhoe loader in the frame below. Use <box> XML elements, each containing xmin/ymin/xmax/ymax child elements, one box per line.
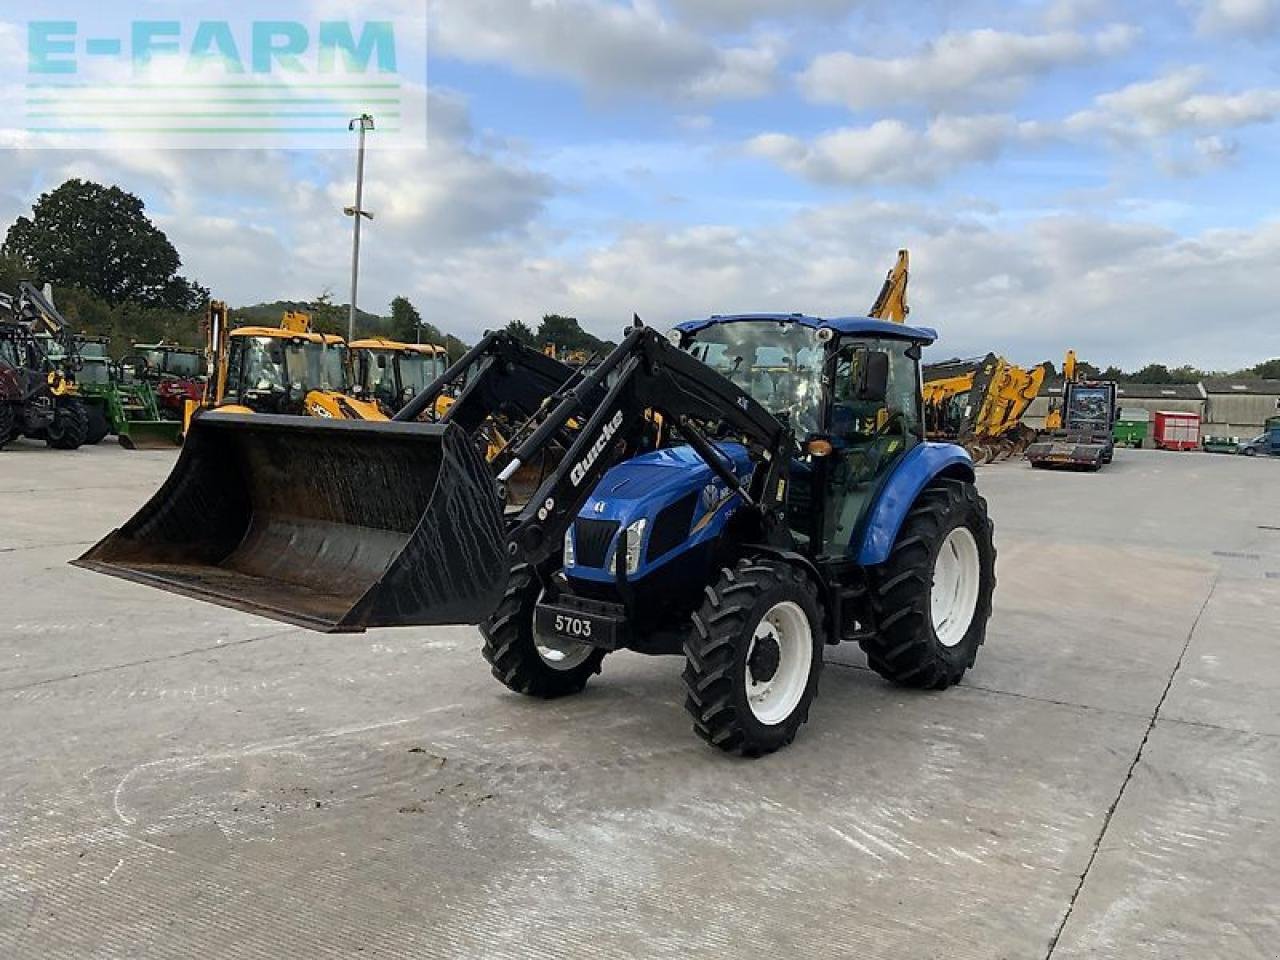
<box><xmin>184</xmin><ymin>303</ymin><xmax>385</xmax><ymax>433</ymax></box>
<box><xmin>350</xmin><ymin>338</ymin><xmax>449</xmax><ymax>415</ymax></box>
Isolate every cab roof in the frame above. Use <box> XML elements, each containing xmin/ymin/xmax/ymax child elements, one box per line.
<box><xmin>675</xmin><ymin>313</ymin><xmax>937</xmax><ymax>344</ymax></box>
<box><xmin>349</xmin><ymin>338</ymin><xmax>447</xmax><ymax>355</ymax></box>
<box><xmin>230</xmin><ymin>327</ymin><xmax>345</xmax><ymax>346</ymax></box>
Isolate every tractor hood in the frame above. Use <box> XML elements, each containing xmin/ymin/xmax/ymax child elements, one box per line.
<box><xmin>566</xmin><ymin>443</ymin><xmax>754</xmax><ymax>581</ymax></box>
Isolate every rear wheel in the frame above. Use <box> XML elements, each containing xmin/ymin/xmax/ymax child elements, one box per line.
<box><xmin>862</xmin><ymin>479</ymin><xmax>995</xmax><ymax>690</ymax></box>
<box><xmin>684</xmin><ymin>559</ymin><xmax>823</xmax><ymax>757</ymax></box>
<box><xmin>46</xmin><ymin>400</ymin><xmax>89</xmax><ymax>450</ymax></box>
<box><xmin>480</xmin><ymin>564</ymin><xmax>606</xmax><ymax>698</ymax></box>
<box><xmin>85</xmin><ymin>404</ymin><xmax>110</xmax><ymax>445</ymax></box>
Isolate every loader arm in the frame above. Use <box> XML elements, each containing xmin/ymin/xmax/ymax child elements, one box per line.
<box><xmin>76</xmin><ymin>324</ymin><xmax>794</xmax><ymax>632</ymax></box>
<box><xmin>396</xmin><ymin>332</ymin><xmax>581</xmax><ymax>431</ymax></box>
<box><xmin>496</xmin><ymin>326</ymin><xmax>794</xmax><ymax>567</ymax></box>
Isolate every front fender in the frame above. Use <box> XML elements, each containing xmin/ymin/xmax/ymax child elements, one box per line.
<box><xmin>854</xmin><ymin>442</ymin><xmax>975</xmax><ymax>566</ymax></box>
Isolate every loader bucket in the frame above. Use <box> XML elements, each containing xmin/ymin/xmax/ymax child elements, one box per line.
<box><xmin>117</xmin><ymin>420</ymin><xmax>182</xmax><ymax>450</ymax></box>
<box><xmin>75</xmin><ymin>413</ymin><xmax>510</xmax><ymax>633</ymax></box>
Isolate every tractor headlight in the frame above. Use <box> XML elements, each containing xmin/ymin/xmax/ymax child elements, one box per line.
<box><xmin>609</xmin><ymin>518</ymin><xmax>647</xmax><ymax>576</ymax></box>
<box><xmin>564</xmin><ymin>527</ymin><xmax>576</xmax><ymax>567</ymax></box>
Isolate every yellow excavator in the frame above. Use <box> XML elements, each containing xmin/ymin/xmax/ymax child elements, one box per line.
<box><xmin>184</xmin><ymin>304</ymin><xmax>385</xmax><ymax>434</ymax></box>
<box><xmin>868</xmin><ymin>249</ymin><xmax>910</xmax><ymax>323</ymax></box>
<box><xmin>924</xmin><ymin>355</ymin><xmax>1047</xmax><ymax>463</ymax></box>
<box><xmin>349</xmin><ymin>338</ymin><xmax>449</xmax><ymax>415</ymax></box>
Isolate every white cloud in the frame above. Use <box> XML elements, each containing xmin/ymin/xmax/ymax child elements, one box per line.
<box><xmin>519</xmin><ymin>209</ymin><xmax>1280</xmax><ymax>370</ymax></box>
<box><xmin>747</xmin><ymin>115</ymin><xmax>1025</xmax><ymax>186</ymax></box>
<box><xmin>432</xmin><ymin>0</ymin><xmax>778</xmax><ymax>100</ymax></box>
<box><xmin>668</xmin><ymin>0</ymin><xmax>861</xmax><ymax>28</ymax></box>
<box><xmin>1067</xmin><ymin>68</ymin><xmax>1280</xmax><ymax>140</ymax></box>
<box><xmin>1043</xmin><ymin>0</ymin><xmax>1109</xmax><ymax>28</ymax></box>
<box><xmin>799</xmin><ymin>26</ymin><xmax>1138</xmax><ymax>110</ymax></box>
<box><xmin>0</xmin><ymin>91</ymin><xmax>553</xmax><ymax>309</ymax></box>
<box><xmin>1196</xmin><ymin>0</ymin><xmax>1280</xmax><ymax>35</ymax></box>
<box><xmin>388</xmin><ymin>203</ymin><xmax>1280</xmax><ymax>370</ymax></box>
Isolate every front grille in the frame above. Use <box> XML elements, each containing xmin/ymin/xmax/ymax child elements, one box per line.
<box><xmin>574</xmin><ymin>518</ymin><xmax>619</xmax><ymax>568</ymax></box>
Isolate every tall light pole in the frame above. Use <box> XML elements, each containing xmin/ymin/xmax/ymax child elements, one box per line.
<box><xmin>344</xmin><ymin>114</ymin><xmax>375</xmax><ymax>343</ymax></box>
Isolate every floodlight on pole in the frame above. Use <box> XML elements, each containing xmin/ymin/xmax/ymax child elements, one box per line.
<box><xmin>345</xmin><ymin>113</ymin><xmax>376</xmax><ymax>342</ymax></box>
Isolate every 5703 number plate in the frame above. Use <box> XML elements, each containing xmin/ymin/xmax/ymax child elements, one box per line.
<box><xmin>534</xmin><ymin>603</ymin><xmax>618</xmax><ymax>650</ymax></box>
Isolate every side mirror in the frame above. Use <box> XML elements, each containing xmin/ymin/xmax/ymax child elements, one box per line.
<box><xmin>856</xmin><ymin>350</ymin><xmax>890</xmax><ymax>403</ymax></box>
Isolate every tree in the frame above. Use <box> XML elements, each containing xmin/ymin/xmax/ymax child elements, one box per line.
<box><xmin>307</xmin><ymin>291</ymin><xmax>348</xmax><ymax>336</ymax></box>
<box><xmin>0</xmin><ymin>252</ymin><xmax>23</xmax><ymax>292</ymax></box>
<box><xmin>390</xmin><ymin>296</ymin><xmax>423</xmax><ymax>343</ymax></box>
<box><xmin>1253</xmin><ymin>358</ymin><xmax>1280</xmax><ymax>379</ymax></box>
<box><xmin>503</xmin><ymin>319</ymin><xmax>536</xmax><ymax>345</ymax></box>
<box><xmin>1132</xmin><ymin>363</ymin><xmax>1173</xmax><ymax>383</ymax></box>
<box><xmin>1100</xmin><ymin>365</ymin><xmax>1127</xmax><ymax>382</ymax></box>
<box><xmin>2</xmin><ymin>179</ymin><xmax>206</xmax><ymax>310</ymax></box>
<box><xmin>536</xmin><ymin>314</ymin><xmax>617</xmax><ymax>356</ymax></box>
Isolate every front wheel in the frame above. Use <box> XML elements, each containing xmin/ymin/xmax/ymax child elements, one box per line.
<box><xmin>479</xmin><ymin>564</ymin><xmax>606</xmax><ymax>699</ymax></box>
<box><xmin>684</xmin><ymin>559</ymin><xmax>824</xmax><ymax>757</ymax></box>
<box><xmin>46</xmin><ymin>400</ymin><xmax>89</xmax><ymax>450</ymax></box>
<box><xmin>0</xmin><ymin>401</ymin><xmax>15</xmax><ymax>449</ymax></box>
<box><xmin>862</xmin><ymin>479</ymin><xmax>996</xmax><ymax>690</ymax></box>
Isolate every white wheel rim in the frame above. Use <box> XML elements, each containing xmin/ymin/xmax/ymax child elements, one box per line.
<box><xmin>532</xmin><ymin>592</ymin><xmax>595</xmax><ymax>671</ymax></box>
<box><xmin>745</xmin><ymin>601</ymin><xmax>813</xmax><ymax>726</ymax></box>
<box><xmin>931</xmin><ymin>526</ymin><xmax>982</xmax><ymax>648</ymax></box>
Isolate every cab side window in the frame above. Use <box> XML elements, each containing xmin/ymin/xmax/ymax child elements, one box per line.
<box><xmin>822</xmin><ymin>339</ymin><xmax>921</xmax><ymax>557</ymax></box>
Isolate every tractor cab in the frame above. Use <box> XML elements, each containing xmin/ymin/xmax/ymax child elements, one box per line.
<box><xmin>223</xmin><ymin>328</ymin><xmax>350</xmax><ymax>415</ymax></box>
<box><xmin>677</xmin><ymin>314</ymin><xmax>931</xmax><ymax>556</ymax></box>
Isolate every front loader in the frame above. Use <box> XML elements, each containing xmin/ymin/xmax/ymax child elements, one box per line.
<box><xmin>79</xmin><ymin>314</ymin><xmax>996</xmax><ymax>756</ymax></box>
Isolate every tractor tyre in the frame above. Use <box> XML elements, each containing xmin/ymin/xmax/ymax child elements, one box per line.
<box><xmin>684</xmin><ymin>559</ymin><xmax>823</xmax><ymax>757</ymax></box>
<box><xmin>0</xmin><ymin>402</ymin><xmax>14</xmax><ymax>450</ymax></box>
<box><xmin>46</xmin><ymin>400</ymin><xmax>89</xmax><ymax>450</ymax></box>
<box><xmin>862</xmin><ymin>479</ymin><xmax>995</xmax><ymax>690</ymax></box>
<box><xmin>480</xmin><ymin>564</ymin><xmax>606</xmax><ymax>699</ymax></box>
<box><xmin>85</xmin><ymin>404</ymin><xmax>111</xmax><ymax>445</ymax></box>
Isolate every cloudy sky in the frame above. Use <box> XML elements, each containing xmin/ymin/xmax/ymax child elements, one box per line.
<box><xmin>3</xmin><ymin>0</ymin><xmax>1279</xmax><ymax>368</ymax></box>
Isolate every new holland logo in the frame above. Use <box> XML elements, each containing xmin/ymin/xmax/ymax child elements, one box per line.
<box><xmin>571</xmin><ymin>410</ymin><xmax>625</xmax><ymax>487</ymax></box>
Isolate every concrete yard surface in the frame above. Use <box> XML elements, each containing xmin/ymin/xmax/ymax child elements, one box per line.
<box><xmin>1</xmin><ymin>439</ymin><xmax>1278</xmax><ymax>958</ymax></box>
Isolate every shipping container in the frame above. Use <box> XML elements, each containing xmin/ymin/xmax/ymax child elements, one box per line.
<box><xmin>1152</xmin><ymin>410</ymin><xmax>1201</xmax><ymax>451</ymax></box>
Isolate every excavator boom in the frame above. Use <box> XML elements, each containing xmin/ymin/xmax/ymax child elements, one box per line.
<box><xmin>868</xmin><ymin>250</ymin><xmax>910</xmax><ymax>323</ymax></box>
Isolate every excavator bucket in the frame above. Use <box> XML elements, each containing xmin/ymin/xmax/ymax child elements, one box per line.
<box><xmin>75</xmin><ymin>413</ymin><xmax>510</xmax><ymax>633</ymax></box>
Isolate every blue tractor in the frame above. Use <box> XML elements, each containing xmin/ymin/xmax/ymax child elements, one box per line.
<box><xmin>80</xmin><ymin>315</ymin><xmax>996</xmax><ymax>756</ymax></box>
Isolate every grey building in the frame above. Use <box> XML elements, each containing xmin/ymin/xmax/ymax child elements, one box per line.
<box><xmin>1202</xmin><ymin>379</ymin><xmax>1280</xmax><ymax>437</ymax></box>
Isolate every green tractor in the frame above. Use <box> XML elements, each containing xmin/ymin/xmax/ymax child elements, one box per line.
<box><xmin>66</xmin><ymin>337</ymin><xmax>181</xmax><ymax>449</ymax></box>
